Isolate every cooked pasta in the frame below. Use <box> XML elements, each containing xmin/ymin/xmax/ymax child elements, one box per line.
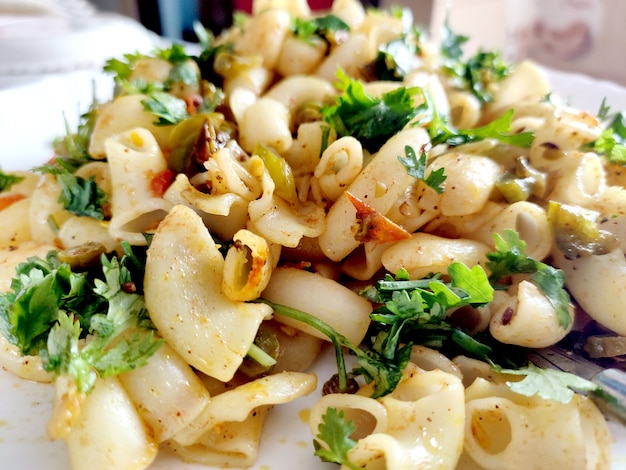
<box><xmin>0</xmin><ymin>0</ymin><xmax>624</xmax><ymax>469</ymax></box>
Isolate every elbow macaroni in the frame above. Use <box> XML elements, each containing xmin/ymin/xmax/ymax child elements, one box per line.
<box><xmin>0</xmin><ymin>0</ymin><xmax>621</xmax><ymax>468</ymax></box>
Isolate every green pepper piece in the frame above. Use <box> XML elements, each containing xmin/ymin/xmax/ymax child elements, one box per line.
<box><xmin>549</xmin><ymin>201</ymin><xmax>619</xmax><ymax>259</ymax></box>
<box><xmin>496</xmin><ymin>156</ymin><xmax>546</xmax><ymax>203</ymax></box>
<box><xmin>167</xmin><ymin>113</ymin><xmax>228</xmax><ymax>174</ymax></box>
<box><xmin>253</xmin><ymin>142</ymin><xmax>297</xmax><ymax>204</ymax></box>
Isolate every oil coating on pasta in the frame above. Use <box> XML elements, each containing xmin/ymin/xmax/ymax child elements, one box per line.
<box><xmin>0</xmin><ymin>0</ymin><xmax>622</xmax><ymax>469</ymax></box>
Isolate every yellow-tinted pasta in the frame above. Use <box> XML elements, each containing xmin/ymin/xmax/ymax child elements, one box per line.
<box><xmin>62</xmin><ymin>377</ymin><xmax>158</xmax><ymax>470</ymax></box>
<box><xmin>309</xmin><ymin>363</ymin><xmax>465</xmax><ymax>469</ymax></box>
<box><xmin>0</xmin><ymin>0</ymin><xmax>623</xmax><ymax>468</ymax></box>
<box><xmin>262</xmin><ymin>266</ymin><xmax>372</xmax><ymax>345</ymax></box>
<box><xmin>117</xmin><ymin>342</ymin><xmax>211</xmax><ymax>443</ymax></box>
<box><xmin>462</xmin><ymin>378</ymin><xmax>611</xmax><ymax>470</ymax></box>
<box><xmin>144</xmin><ymin>204</ymin><xmax>271</xmax><ymax>382</ymax></box>
<box><xmin>106</xmin><ymin>128</ymin><xmax>173</xmax><ymax>245</ymax></box>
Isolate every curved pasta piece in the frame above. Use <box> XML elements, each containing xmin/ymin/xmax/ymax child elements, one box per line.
<box><xmin>106</xmin><ymin>128</ymin><xmax>173</xmax><ymax>245</ymax></box>
<box><xmin>423</xmin><ymin>201</ymin><xmax>503</xmax><ymax>239</ymax></box>
<box><xmin>276</xmin><ymin>35</ymin><xmax>327</xmax><ymax>76</ymax></box>
<box><xmin>341</xmin><ymin>240</ymin><xmax>390</xmax><ymax>281</ymax></box>
<box><xmin>118</xmin><ymin>342</ymin><xmax>211</xmax><ymax>443</ymax></box>
<box><xmin>315</xmin><ymin>33</ymin><xmax>371</xmax><ymax>82</ymax></box>
<box><xmin>202</xmin><ymin>148</ymin><xmax>263</xmax><ymax>201</ymax></box>
<box><xmin>462</xmin><ymin>378</ymin><xmax>611</xmax><ymax>470</ymax></box>
<box><xmin>89</xmin><ymin>94</ymin><xmax>172</xmax><ymax>159</ymax></box>
<box><xmin>309</xmin><ymin>392</ymin><xmax>389</xmax><ymax>438</ymax></box>
<box><xmin>58</xmin><ymin>216</ymin><xmax>120</xmax><ymax>253</ymax></box>
<box><xmin>0</xmin><ymin>333</ymin><xmax>52</xmax><ymax>383</ymax></box>
<box><xmin>223</xmin><ymin>63</ymin><xmax>273</xmax><ymax>117</ymax></box>
<box><xmin>163</xmin><ymin>173</ymin><xmax>249</xmax><ymax>241</ymax></box>
<box><xmin>173</xmin><ymin>371</ymin><xmax>317</xmax><ymax>446</ymax></box>
<box><xmin>164</xmin><ymin>410</ymin><xmax>267</xmax><ymax>469</ymax></box>
<box><xmin>235</xmin><ymin>7</ymin><xmax>291</xmax><ymax>70</ymax></box>
<box><xmin>144</xmin><ymin>204</ymin><xmax>272</xmax><ymax>382</ymax></box>
<box><xmin>357</xmin><ymin>13</ymin><xmax>404</xmax><ymax>60</ymax></box>
<box><xmin>446</xmin><ymin>89</ymin><xmax>482</xmax><ymax>129</ymax></box>
<box><xmin>63</xmin><ymin>377</ymin><xmax>158</xmax><ymax>470</ymax></box>
<box><xmin>330</xmin><ymin>0</ymin><xmax>366</xmax><ymax>30</ymax></box>
<box><xmin>248</xmin><ymin>171</ymin><xmax>326</xmax><ymax>248</ymax></box>
<box><xmin>28</xmin><ymin>174</ymin><xmax>71</xmax><ymax>245</ymax></box>
<box><xmin>381</xmin><ymin>232</ymin><xmax>490</xmax><ymax>280</ymax></box>
<box><xmin>470</xmin><ymin>201</ymin><xmax>552</xmax><ymax>261</ymax></box>
<box><xmin>0</xmin><ymin>198</ymin><xmax>31</xmax><ymax>249</ymax></box>
<box><xmin>0</xmin><ymin>242</ymin><xmax>56</xmax><ymax>293</ymax></box>
<box><xmin>313</xmin><ymin>136</ymin><xmax>364</xmax><ymax>202</ymax></box>
<box><xmin>488</xmin><ymin>61</ymin><xmax>550</xmax><ymax>113</ymax></box>
<box><xmin>261</xmin><ymin>266</ymin><xmax>372</xmax><ymax>345</ymax></box>
<box><xmin>222</xmin><ymin>229</ymin><xmax>274</xmax><ymax>302</ymax></box>
<box><xmin>265</xmin><ymin>75</ymin><xmax>336</xmax><ymax>118</ymax></box>
<box><xmin>428</xmin><ymin>153</ymin><xmax>503</xmax><ymax>217</ymax></box>
<box><xmin>529</xmin><ymin>108</ymin><xmax>601</xmax><ymax>170</ymax></box>
<box><xmin>547</xmin><ymin>152</ymin><xmax>606</xmax><ymax>210</ymax></box>
<box><xmin>409</xmin><ymin>345</ymin><xmax>463</xmax><ymax>380</ymax></box>
<box><xmin>309</xmin><ymin>364</ymin><xmax>465</xmax><ymax>470</ymax></box>
<box><xmin>553</xmin><ymin>248</ymin><xmax>626</xmax><ymax>335</ymax></box>
<box><xmin>488</xmin><ymin>280</ymin><xmax>573</xmax><ymax>348</ymax></box>
<box><xmin>319</xmin><ymin>126</ymin><xmax>430</xmax><ymax>261</ymax></box>
<box><xmin>238</xmin><ymin>96</ymin><xmax>293</xmax><ymax>154</ymax></box>
<box><xmin>285</xmin><ymin>121</ymin><xmax>336</xmax><ymax>202</ymax></box>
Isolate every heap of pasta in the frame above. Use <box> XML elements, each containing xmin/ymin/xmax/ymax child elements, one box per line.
<box><xmin>0</xmin><ymin>0</ymin><xmax>623</xmax><ymax>468</ymax></box>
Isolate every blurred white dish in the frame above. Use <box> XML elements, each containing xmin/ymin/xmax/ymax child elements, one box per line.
<box><xmin>0</xmin><ymin>65</ymin><xmax>625</xmax><ymax>469</ymax></box>
<box><xmin>0</xmin><ymin>11</ymin><xmax>158</xmax><ymax>77</ymax></box>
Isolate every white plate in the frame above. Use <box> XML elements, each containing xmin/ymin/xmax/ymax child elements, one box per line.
<box><xmin>0</xmin><ymin>66</ymin><xmax>625</xmax><ymax>469</ymax></box>
<box><xmin>0</xmin><ymin>13</ymin><xmax>159</xmax><ymax>77</ymax></box>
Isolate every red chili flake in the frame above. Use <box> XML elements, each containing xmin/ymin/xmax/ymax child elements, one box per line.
<box><xmin>0</xmin><ymin>193</ymin><xmax>25</xmax><ymax>211</ymax></box>
<box><xmin>150</xmin><ymin>168</ymin><xmax>176</xmax><ymax>197</ymax></box>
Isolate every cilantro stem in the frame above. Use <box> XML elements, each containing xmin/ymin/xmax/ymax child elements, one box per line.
<box><xmin>246</xmin><ymin>343</ymin><xmax>277</xmax><ymax>369</ymax></box>
<box><xmin>257</xmin><ymin>299</ymin><xmax>354</xmax><ymax>392</ymax></box>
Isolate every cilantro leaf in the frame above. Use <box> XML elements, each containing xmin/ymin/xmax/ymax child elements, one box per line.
<box><xmin>398</xmin><ymin>145</ymin><xmax>446</xmax><ymax>193</ymax></box>
<box><xmin>0</xmin><ymin>245</ymin><xmax>160</xmax><ymax>394</ymax></box>
<box><xmin>439</xmin><ymin>23</ymin><xmax>510</xmax><ymax>103</ymax></box>
<box><xmin>142</xmin><ymin>91</ymin><xmax>189</xmax><ymax>126</ymax></box>
<box><xmin>582</xmin><ymin>112</ymin><xmax>626</xmax><ymax>165</ymax></box>
<box><xmin>103</xmin><ymin>52</ymin><xmax>161</xmax><ymax>95</ymax></box>
<box><xmin>313</xmin><ymin>408</ymin><xmax>360</xmax><ymax>470</ymax></box>
<box><xmin>362</xmin><ymin>35</ymin><xmax>422</xmax><ymax>81</ymax></box>
<box><xmin>37</xmin><ymin>164</ymin><xmax>108</xmax><ymax>220</ymax></box>
<box><xmin>155</xmin><ymin>43</ymin><xmax>191</xmax><ymax>63</ymax></box>
<box><xmin>448</xmin><ymin>262</ymin><xmax>495</xmax><ymax>304</ymax></box>
<box><xmin>103</xmin><ymin>52</ymin><xmax>147</xmax><ymax>83</ymax></box>
<box><xmin>420</xmin><ymin>89</ymin><xmax>533</xmax><ymax>148</ymax></box>
<box><xmin>43</xmin><ymin>256</ymin><xmax>161</xmax><ymax>393</ymax></box>
<box><xmin>597</xmin><ymin>97</ymin><xmax>611</xmax><ymax>120</ymax></box>
<box><xmin>493</xmin><ymin>362</ymin><xmax>598</xmax><ymax>403</ymax></box>
<box><xmin>293</xmin><ymin>14</ymin><xmax>349</xmax><ymax>45</ymax></box>
<box><xmin>0</xmin><ymin>252</ymin><xmax>96</xmax><ymax>355</ymax></box>
<box><xmin>461</xmin><ymin>51</ymin><xmax>510</xmax><ymax>103</ymax></box>
<box><xmin>258</xmin><ymin>298</ymin><xmax>409</xmax><ymax>399</ymax></box>
<box><xmin>321</xmin><ymin>69</ymin><xmax>422</xmax><ymax>152</ymax></box>
<box><xmin>0</xmin><ymin>168</ymin><xmax>24</xmax><ymax>192</ymax></box>
<box><xmin>53</xmin><ymin>91</ymin><xmax>99</xmax><ymax>164</ymax></box>
<box><xmin>364</xmin><ymin>263</ymin><xmax>495</xmax><ymax>364</ymax></box>
<box><xmin>440</xmin><ymin>21</ymin><xmax>467</xmax><ymax>63</ymax></box>
<box><xmin>262</xmin><ymin>263</ymin><xmax>493</xmax><ymax>401</ymax></box>
<box><xmin>486</xmin><ymin>229</ymin><xmax>573</xmax><ymax>329</ymax></box>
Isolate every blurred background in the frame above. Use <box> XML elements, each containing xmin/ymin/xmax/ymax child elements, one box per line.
<box><xmin>89</xmin><ymin>0</ymin><xmax>626</xmax><ymax>86</ymax></box>
<box><xmin>1</xmin><ymin>0</ymin><xmax>624</xmax><ymax>85</ymax></box>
